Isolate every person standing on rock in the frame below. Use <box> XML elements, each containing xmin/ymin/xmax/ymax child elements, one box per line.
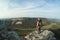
<box><xmin>36</xmin><ymin>18</ymin><xmax>42</xmax><ymax>33</ymax></box>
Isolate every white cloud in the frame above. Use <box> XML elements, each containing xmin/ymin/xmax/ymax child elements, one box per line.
<box><xmin>0</xmin><ymin>0</ymin><xmax>9</xmax><ymax>18</ymax></box>
<box><xmin>0</xmin><ymin>0</ymin><xmax>60</xmax><ymax>18</ymax></box>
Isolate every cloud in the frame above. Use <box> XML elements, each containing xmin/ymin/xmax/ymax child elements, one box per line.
<box><xmin>0</xmin><ymin>0</ymin><xmax>60</xmax><ymax>18</ymax></box>
<box><xmin>0</xmin><ymin>0</ymin><xmax>9</xmax><ymax>18</ymax></box>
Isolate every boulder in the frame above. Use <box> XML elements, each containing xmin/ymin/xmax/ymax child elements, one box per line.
<box><xmin>25</xmin><ymin>30</ymin><xmax>56</xmax><ymax>40</ymax></box>
<box><xmin>0</xmin><ymin>24</ymin><xmax>21</xmax><ymax>40</ymax></box>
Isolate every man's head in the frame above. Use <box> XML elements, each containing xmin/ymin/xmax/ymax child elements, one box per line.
<box><xmin>38</xmin><ymin>18</ymin><xmax>40</xmax><ymax>21</ymax></box>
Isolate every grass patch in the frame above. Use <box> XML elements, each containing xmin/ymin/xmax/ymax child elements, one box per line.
<box><xmin>51</xmin><ymin>25</ymin><xmax>60</xmax><ymax>29</ymax></box>
<box><xmin>13</xmin><ymin>29</ymin><xmax>34</xmax><ymax>36</ymax></box>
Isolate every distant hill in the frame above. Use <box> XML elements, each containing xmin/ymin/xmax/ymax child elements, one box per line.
<box><xmin>47</xmin><ymin>18</ymin><xmax>60</xmax><ymax>23</ymax></box>
<box><xmin>0</xmin><ymin>17</ymin><xmax>52</xmax><ymax>29</ymax></box>
<box><xmin>3</xmin><ymin>17</ymin><xmax>51</xmax><ymax>29</ymax></box>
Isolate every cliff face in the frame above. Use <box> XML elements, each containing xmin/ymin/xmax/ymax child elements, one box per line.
<box><xmin>25</xmin><ymin>30</ymin><xmax>56</xmax><ymax>40</ymax></box>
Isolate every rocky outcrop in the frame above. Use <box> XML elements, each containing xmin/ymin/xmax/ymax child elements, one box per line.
<box><xmin>25</xmin><ymin>30</ymin><xmax>56</xmax><ymax>40</ymax></box>
<box><xmin>0</xmin><ymin>24</ymin><xmax>21</xmax><ymax>40</ymax></box>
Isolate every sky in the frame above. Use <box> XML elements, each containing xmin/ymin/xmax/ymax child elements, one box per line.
<box><xmin>0</xmin><ymin>0</ymin><xmax>60</xmax><ymax>19</ymax></box>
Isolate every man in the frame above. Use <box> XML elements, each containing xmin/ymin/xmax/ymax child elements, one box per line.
<box><xmin>36</xmin><ymin>18</ymin><xmax>42</xmax><ymax>33</ymax></box>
